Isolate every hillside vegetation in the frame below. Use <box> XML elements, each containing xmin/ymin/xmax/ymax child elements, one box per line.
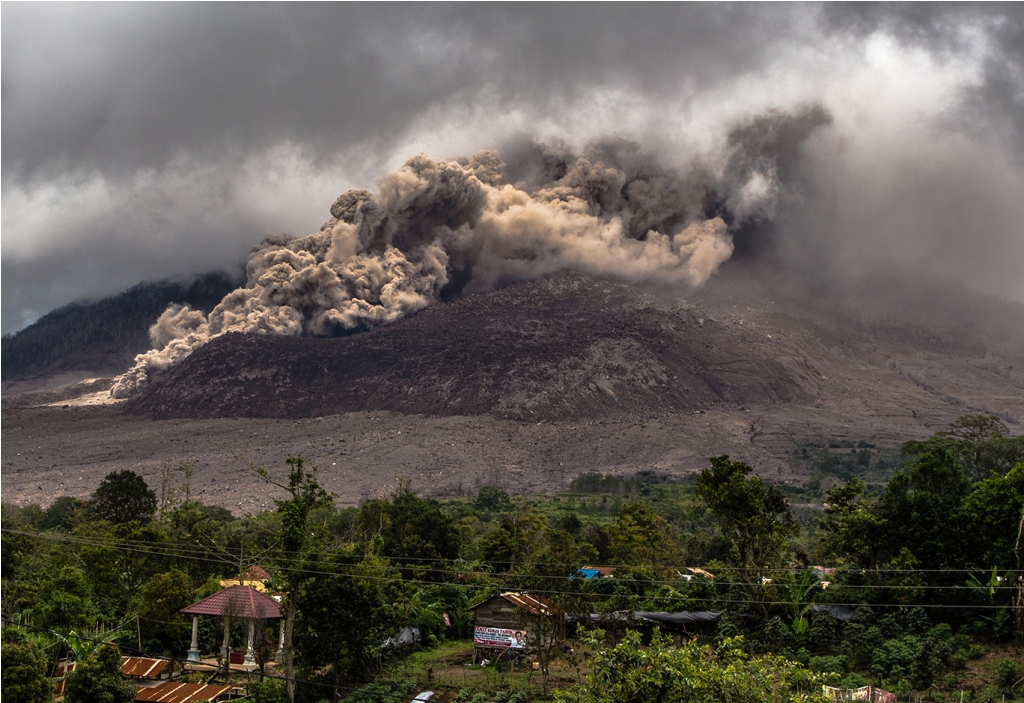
<box><xmin>1</xmin><ymin>272</ymin><xmax>238</xmax><ymax>382</ymax></box>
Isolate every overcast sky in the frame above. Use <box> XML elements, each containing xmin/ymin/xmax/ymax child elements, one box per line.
<box><xmin>3</xmin><ymin>3</ymin><xmax>1023</xmax><ymax>333</ymax></box>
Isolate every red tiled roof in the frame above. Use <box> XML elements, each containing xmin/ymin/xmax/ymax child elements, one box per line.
<box><xmin>135</xmin><ymin>682</ymin><xmax>231</xmax><ymax>703</ymax></box>
<box><xmin>122</xmin><ymin>657</ymin><xmax>170</xmax><ymax>678</ymax></box>
<box><xmin>180</xmin><ymin>585</ymin><xmax>282</xmax><ymax>619</ymax></box>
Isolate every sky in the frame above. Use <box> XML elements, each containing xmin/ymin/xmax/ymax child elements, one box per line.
<box><xmin>3</xmin><ymin>3</ymin><xmax>1024</xmax><ymax>333</ymax></box>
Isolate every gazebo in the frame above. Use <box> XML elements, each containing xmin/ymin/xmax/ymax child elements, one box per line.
<box><xmin>180</xmin><ymin>585</ymin><xmax>283</xmax><ymax>670</ymax></box>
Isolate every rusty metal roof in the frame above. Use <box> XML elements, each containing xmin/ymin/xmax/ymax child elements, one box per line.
<box><xmin>243</xmin><ymin>564</ymin><xmax>271</xmax><ymax>581</ymax></box>
<box><xmin>180</xmin><ymin>584</ymin><xmax>282</xmax><ymax>619</ymax></box>
<box><xmin>469</xmin><ymin>592</ymin><xmax>554</xmax><ymax>616</ymax></box>
<box><xmin>134</xmin><ymin>682</ymin><xmax>231</xmax><ymax>703</ymax></box>
<box><xmin>122</xmin><ymin>657</ymin><xmax>170</xmax><ymax>678</ymax></box>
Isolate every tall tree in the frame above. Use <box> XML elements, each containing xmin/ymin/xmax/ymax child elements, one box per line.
<box><xmin>291</xmin><ymin>554</ymin><xmax>399</xmax><ymax>699</ymax></box>
<box><xmin>607</xmin><ymin>502</ymin><xmax>668</xmax><ymax>568</ymax></box>
<box><xmin>252</xmin><ymin>455</ymin><xmax>332</xmax><ymax>703</ymax></box>
<box><xmin>695</xmin><ymin>455</ymin><xmax>798</xmax><ymax>579</ymax></box>
<box><xmin>91</xmin><ymin>470</ymin><xmax>157</xmax><ymax>525</ymax></box>
<box><xmin>137</xmin><ymin>570</ymin><xmax>194</xmax><ymax>654</ymax></box>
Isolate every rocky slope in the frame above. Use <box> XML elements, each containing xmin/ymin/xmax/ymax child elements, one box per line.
<box><xmin>126</xmin><ymin>271</ymin><xmax>1024</xmax><ymax>426</ymax></box>
<box><xmin>127</xmin><ymin>274</ymin><xmax>815</xmax><ymax>420</ymax></box>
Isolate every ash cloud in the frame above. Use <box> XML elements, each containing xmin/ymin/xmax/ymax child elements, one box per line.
<box><xmin>4</xmin><ymin>5</ymin><xmax>1024</xmax><ymax>334</ymax></box>
<box><xmin>111</xmin><ymin>121</ymin><xmax>828</xmax><ymax>397</ymax></box>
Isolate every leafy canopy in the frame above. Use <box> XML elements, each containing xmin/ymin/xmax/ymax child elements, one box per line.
<box><xmin>696</xmin><ymin>455</ymin><xmax>798</xmax><ymax>575</ymax></box>
<box><xmin>1</xmin><ymin>627</ymin><xmax>53</xmax><ymax>703</ymax></box>
<box><xmin>91</xmin><ymin>470</ymin><xmax>157</xmax><ymax>525</ymax></box>
<box><xmin>64</xmin><ymin>643</ymin><xmax>136</xmax><ymax>703</ymax></box>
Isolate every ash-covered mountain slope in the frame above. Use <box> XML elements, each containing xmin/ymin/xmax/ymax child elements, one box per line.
<box><xmin>127</xmin><ymin>274</ymin><xmax>819</xmax><ymax>420</ymax></box>
<box><xmin>125</xmin><ymin>271</ymin><xmax>1024</xmax><ymax>424</ymax></box>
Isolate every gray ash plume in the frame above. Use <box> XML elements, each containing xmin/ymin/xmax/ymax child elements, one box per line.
<box><xmin>111</xmin><ymin>112</ymin><xmax>826</xmax><ymax>398</ymax></box>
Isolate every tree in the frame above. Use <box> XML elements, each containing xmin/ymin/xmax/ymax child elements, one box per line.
<box><xmin>37</xmin><ymin>565</ymin><xmax>99</xmax><ymax>634</ymax></box>
<box><xmin>957</xmin><ymin>463</ymin><xmax>1024</xmax><ymax>568</ymax></box>
<box><xmin>79</xmin><ymin>521</ymin><xmax>170</xmax><ymax>617</ymax></box>
<box><xmin>64</xmin><ymin>643</ymin><xmax>136</xmax><ymax>703</ymax></box>
<box><xmin>476</xmin><ymin>486</ymin><xmax>513</xmax><ymax>512</ymax></box>
<box><xmin>607</xmin><ymin>502</ymin><xmax>667</xmax><ymax>567</ymax></box>
<box><xmin>291</xmin><ymin>554</ymin><xmax>399</xmax><ymax>699</ymax></box>
<box><xmin>1</xmin><ymin>627</ymin><xmax>53</xmax><ymax>703</ymax></box>
<box><xmin>817</xmin><ymin>478</ymin><xmax>886</xmax><ymax>569</ymax></box>
<box><xmin>880</xmin><ymin>448</ymin><xmax>969</xmax><ymax>570</ymax></box>
<box><xmin>480</xmin><ymin>510</ymin><xmax>546</xmax><ymax>573</ymax></box>
<box><xmin>251</xmin><ymin>455</ymin><xmax>333</xmax><ymax>703</ymax></box>
<box><xmin>41</xmin><ymin>496</ymin><xmax>86</xmax><ymax>531</ymax></box>
<box><xmin>91</xmin><ymin>470</ymin><xmax>157</xmax><ymax>525</ymax></box>
<box><xmin>695</xmin><ymin>456</ymin><xmax>798</xmax><ymax>579</ymax></box>
<box><xmin>902</xmin><ymin>414</ymin><xmax>1024</xmax><ymax>483</ymax></box>
<box><xmin>358</xmin><ymin>480</ymin><xmax>460</xmax><ymax>563</ymax></box>
<box><xmin>137</xmin><ymin>570</ymin><xmax>195</xmax><ymax>654</ymax></box>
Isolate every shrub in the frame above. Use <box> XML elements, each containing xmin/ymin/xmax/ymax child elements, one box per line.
<box><xmin>1</xmin><ymin>628</ymin><xmax>53</xmax><ymax>703</ymax></box>
<box><xmin>64</xmin><ymin>644</ymin><xmax>136</xmax><ymax>703</ymax></box>
<box><xmin>996</xmin><ymin>659</ymin><xmax>1023</xmax><ymax>692</ymax></box>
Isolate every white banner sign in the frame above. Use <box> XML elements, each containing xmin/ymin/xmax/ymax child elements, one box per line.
<box><xmin>474</xmin><ymin>626</ymin><xmax>526</xmax><ymax>649</ymax></box>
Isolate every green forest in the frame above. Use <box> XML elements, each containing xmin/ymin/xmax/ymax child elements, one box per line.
<box><xmin>2</xmin><ymin>415</ymin><xmax>1023</xmax><ymax>703</ymax></box>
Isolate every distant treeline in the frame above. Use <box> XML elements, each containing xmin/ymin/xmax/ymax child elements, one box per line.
<box><xmin>1</xmin><ymin>271</ymin><xmax>239</xmax><ymax>381</ymax></box>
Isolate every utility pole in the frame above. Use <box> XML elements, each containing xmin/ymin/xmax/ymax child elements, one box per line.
<box><xmin>1014</xmin><ymin>508</ymin><xmax>1023</xmax><ymax>638</ymax></box>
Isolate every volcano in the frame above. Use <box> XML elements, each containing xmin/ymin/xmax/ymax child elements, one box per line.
<box><xmin>125</xmin><ymin>271</ymin><xmax>1024</xmax><ymax>426</ymax></box>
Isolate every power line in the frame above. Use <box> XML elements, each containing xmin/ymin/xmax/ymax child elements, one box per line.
<box><xmin>5</xmin><ymin>529</ymin><xmax>1017</xmax><ymax>611</ymax></box>
<box><xmin>7</xmin><ymin>527</ymin><xmax>1012</xmax><ymax>578</ymax></box>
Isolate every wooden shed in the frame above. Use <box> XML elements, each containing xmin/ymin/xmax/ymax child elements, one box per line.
<box><xmin>468</xmin><ymin>592</ymin><xmax>555</xmax><ymax>660</ymax></box>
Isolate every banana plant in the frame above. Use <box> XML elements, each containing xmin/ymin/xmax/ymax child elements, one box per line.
<box><xmin>785</xmin><ymin>570</ymin><xmax>821</xmax><ymax>637</ymax></box>
<box><xmin>61</xmin><ymin>628</ymin><xmax>133</xmax><ymax>662</ymax></box>
<box><xmin>965</xmin><ymin>566</ymin><xmax>1002</xmax><ymax>600</ymax></box>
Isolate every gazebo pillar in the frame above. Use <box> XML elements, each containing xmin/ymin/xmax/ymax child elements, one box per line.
<box><xmin>243</xmin><ymin>620</ymin><xmax>256</xmax><ymax>670</ymax></box>
<box><xmin>275</xmin><ymin>621</ymin><xmax>285</xmax><ymax>663</ymax></box>
<box><xmin>221</xmin><ymin>616</ymin><xmax>231</xmax><ymax>673</ymax></box>
<box><xmin>187</xmin><ymin>615</ymin><xmax>201</xmax><ymax>662</ymax></box>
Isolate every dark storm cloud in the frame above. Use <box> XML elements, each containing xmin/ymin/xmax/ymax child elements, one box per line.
<box><xmin>3</xmin><ymin>3</ymin><xmax>1024</xmax><ymax>333</ymax></box>
<box><xmin>1</xmin><ymin>3</ymin><xmax>798</xmax><ymax>180</ymax></box>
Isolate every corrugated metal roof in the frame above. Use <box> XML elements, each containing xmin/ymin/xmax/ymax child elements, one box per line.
<box><xmin>580</xmin><ymin>565</ymin><xmax>617</xmax><ymax>579</ymax></box>
<box><xmin>180</xmin><ymin>585</ymin><xmax>282</xmax><ymax>619</ymax></box>
<box><xmin>469</xmin><ymin>592</ymin><xmax>554</xmax><ymax>616</ymax></box>
<box><xmin>122</xmin><ymin>657</ymin><xmax>170</xmax><ymax>678</ymax></box>
<box><xmin>134</xmin><ymin>682</ymin><xmax>231</xmax><ymax>703</ymax></box>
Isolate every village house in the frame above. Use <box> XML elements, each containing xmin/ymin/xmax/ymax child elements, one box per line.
<box><xmin>468</xmin><ymin>592</ymin><xmax>555</xmax><ymax>662</ymax></box>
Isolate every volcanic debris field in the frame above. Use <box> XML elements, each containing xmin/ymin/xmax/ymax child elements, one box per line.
<box><xmin>4</xmin><ymin>271</ymin><xmax>1023</xmax><ymax>513</ymax></box>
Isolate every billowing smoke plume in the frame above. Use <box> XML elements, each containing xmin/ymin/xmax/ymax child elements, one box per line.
<box><xmin>111</xmin><ymin>120</ymin><xmax>822</xmax><ymax>397</ymax></box>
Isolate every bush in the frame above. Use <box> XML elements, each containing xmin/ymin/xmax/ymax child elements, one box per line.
<box><xmin>996</xmin><ymin>659</ymin><xmax>1023</xmax><ymax>692</ymax></box>
<box><xmin>1</xmin><ymin>628</ymin><xmax>52</xmax><ymax>703</ymax></box>
<box><xmin>65</xmin><ymin>644</ymin><xmax>136</xmax><ymax>703</ymax></box>
<box><xmin>553</xmin><ymin>630</ymin><xmax>826</xmax><ymax>703</ymax></box>
<box><xmin>248</xmin><ymin>680</ymin><xmax>288</xmax><ymax>703</ymax></box>
<box><xmin>807</xmin><ymin>655</ymin><xmax>850</xmax><ymax>674</ymax></box>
